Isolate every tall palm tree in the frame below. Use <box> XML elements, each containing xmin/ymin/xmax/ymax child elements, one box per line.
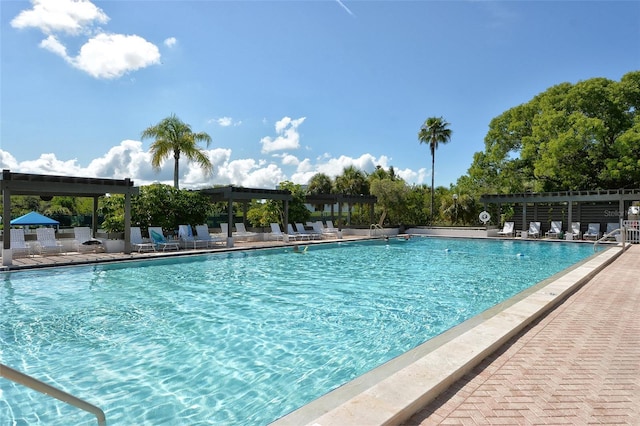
<box><xmin>141</xmin><ymin>114</ymin><xmax>213</xmax><ymax>189</ymax></box>
<box><xmin>418</xmin><ymin>116</ymin><xmax>452</xmax><ymax>222</ymax></box>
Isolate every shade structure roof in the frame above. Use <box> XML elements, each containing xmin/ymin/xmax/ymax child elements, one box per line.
<box><xmin>10</xmin><ymin>211</ymin><xmax>60</xmax><ymax>226</ymax></box>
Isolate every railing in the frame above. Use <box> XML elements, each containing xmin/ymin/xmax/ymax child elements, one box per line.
<box><xmin>593</xmin><ymin>227</ymin><xmax>623</xmax><ymax>252</ymax></box>
<box><xmin>623</xmin><ymin>220</ymin><xmax>640</xmax><ymax>244</ymax></box>
<box><xmin>369</xmin><ymin>224</ymin><xmax>383</xmax><ymax>237</ymax></box>
<box><xmin>0</xmin><ymin>363</ymin><xmax>106</xmax><ymax>426</ymax></box>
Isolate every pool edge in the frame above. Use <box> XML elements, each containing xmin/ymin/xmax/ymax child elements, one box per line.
<box><xmin>271</xmin><ymin>245</ymin><xmax>623</xmax><ymax>426</ymax></box>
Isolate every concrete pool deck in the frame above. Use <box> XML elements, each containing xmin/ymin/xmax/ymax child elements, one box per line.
<box><xmin>2</xmin><ymin>236</ymin><xmax>638</xmax><ymax>424</ymax></box>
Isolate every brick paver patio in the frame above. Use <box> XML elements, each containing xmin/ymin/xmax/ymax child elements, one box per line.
<box><xmin>407</xmin><ymin>245</ymin><xmax>640</xmax><ymax>425</ymax></box>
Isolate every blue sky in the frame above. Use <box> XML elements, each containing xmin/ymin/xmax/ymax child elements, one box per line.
<box><xmin>1</xmin><ymin>0</ymin><xmax>638</xmax><ymax>190</ymax></box>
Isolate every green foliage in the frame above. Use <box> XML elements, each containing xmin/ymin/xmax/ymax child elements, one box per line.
<box><xmin>141</xmin><ymin>114</ymin><xmax>213</xmax><ymax>189</ymax></box>
<box><xmin>246</xmin><ymin>181</ymin><xmax>310</xmax><ymax>227</ymax></box>
<box><xmin>369</xmin><ymin>167</ymin><xmax>408</xmax><ymax>226</ymax></box>
<box><xmin>465</xmin><ymin>71</ymin><xmax>640</xmax><ymax>194</ymax></box>
<box><xmin>100</xmin><ymin>184</ymin><xmax>211</xmax><ymax>233</ymax></box>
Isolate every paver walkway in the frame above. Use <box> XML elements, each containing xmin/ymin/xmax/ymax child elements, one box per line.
<box><xmin>407</xmin><ymin>245</ymin><xmax>640</xmax><ymax>425</ymax></box>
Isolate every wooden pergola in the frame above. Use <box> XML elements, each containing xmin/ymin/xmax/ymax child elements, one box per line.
<box><xmin>304</xmin><ymin>193</ymin><xmax>378</xmax><ymax>227</ymax></box>
<box><xmin>198</xmin><ymin>186</ymin><xmax>293</xmax><ymax>246</ymax></box>
<box><xmin>1</xmin><ymin>170</ymin><xmax>139</xmax><ymax>265</ymax></box>
<box><xmin>480</xmin><ymin>189</ymin><xmax>640</xmax><ymax>235</ymax></box>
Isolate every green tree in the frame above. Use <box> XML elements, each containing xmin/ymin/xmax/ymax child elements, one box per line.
<box><xmin>466</xmin><ymin>71</ymin><xmax>640</xmax><ymax>193</ymax></box>
<box><xmin>141</xmin><ymin>114</ymin><xmax>213</xmax><ymax>189</ymax></box>
<box><xmin>246</xmin><ymin>181</ymin><xmax>309</xmax><ymax>227</ymax></box>
<box><xmin>306</xmin><ymin>172</ymin><xmax>334</xmax><ymax>211</ymax></box>
<box><xmin>334</xmin><ymin>166</ymin><xmax>369</xmax><ymax>225</ymax></box>
<box><xmin>418</xmin><ymin>116</ymin><xmax>452</xmax><ymax>222</ymax></box>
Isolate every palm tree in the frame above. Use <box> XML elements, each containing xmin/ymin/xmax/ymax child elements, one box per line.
<box><xmin>418</xmin><ymin>116</ymin><xmax>452</xmax><ymax>222</ymax></box>
<box><xmin>141</xmin><ymin>114</ymin><xmax>213</xmax><ymax>189</ymax></box>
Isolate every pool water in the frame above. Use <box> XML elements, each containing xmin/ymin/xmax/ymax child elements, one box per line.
<box><xmin>0</xmin><ymin>238</ymin><xmax>597</xmax><ymax>425</ymax></box>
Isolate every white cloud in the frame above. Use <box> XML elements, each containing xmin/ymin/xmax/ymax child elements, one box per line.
<box><xmin>281</xmin><ymin>154</ymin><xmax>300</xmax><ymax>167</ymax></box>
<box><xmin>49</xmin><ymin>33</ymin><xmax>161</xmax><ymax>79</ymax></box>
<box><xmin>213</xmin><ymin>117</ymin><xmax>242</xmax><ymax>127</ymax></box>
<box><xmin>13</xmin><ymin>0</ymin><xmax>161</xmax><ymax>79</ymax></box>
<box><xmin>260</xmin><ymin>116</ymin><xmax>306</xmax><ymax>153</ymax></box>
<box><xmin>11</xmin><ymin>0</ymin><xmax>109</xmax><ymax>35</ymax></box>
<box><xmin>164</xmin><ymin>37</ymin><xmax>177</xmax><ymax>48</ymax></box>
<box><xmin>0</xmin><ymin>141</ymin><xmax>424</xmax><ymax>191</ymax></box>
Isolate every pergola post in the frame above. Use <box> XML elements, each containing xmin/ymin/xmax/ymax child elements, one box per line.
<box><xmin>227</xmin><ymin>201</ymin><xmax>234</xmax><ymax>248</ymax></box>
<box><xmin>3</xmin><ymin>185</ymin><xmax>12</xmax><ymax>266</ymax></box>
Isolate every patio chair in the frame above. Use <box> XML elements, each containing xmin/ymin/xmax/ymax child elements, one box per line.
<box><xmin>325</xmin><ymin>220</ymin><xmax>340</xmax><ymax>232</ymax></box>
<box><xmin>178</xmin><ymin>224</ymin><xmax>209</xmax><ymax>249</ymax></box>
<box><xmin>527</xmin><ymin>222</ymin><xmax>541</xmax><ymax>238</ymax></box>
<box><xmin>583</xmin><ymin>223</ymin><xmax>601</xmax><ymax>240</ymax></box>
<box><xmin>496</xmin><ymin>221</ymin><xmax>515</xmax><ymax>237</ymax></box>
<box><xmin>73</xmin><ymin>227</ymin><xmax>104</xmax><ymax>253</ymax></box>
<box><xmin>10</xmin><ymin>228</ymin><xmax>32</xmax><ymax>257</ymax></box>
<box><xmin>605</xmin><ymin>222</ymin><xmax>620</xmax><ymax>241</ymax></box>
<box><xmin>287</xmin><ymin>223</ymin><xmax>308</xmax><ymax>241</ymax></box>
<box><xmin>269</xmin><ymin>223</ymin><xmax>287</xmax><ymax>241</ymax></box>
<box><xmin>234</xmin><ymin>223</ymin><xmax>259</xmax><ymax>241</ymax></box>
<box><xmin>130</xmin><ymin>226</ymin><xmax>156</xmax><ymax>252</ymax></box>
<box><xmin>313</xmin><ymin>221</ymin><xmax>338</xmax><ymax>239</ymax></box>
<box><xmin>295</xmin><ymin>222</ymin><xmax>320</xmax><ymax>240</ymax></box>
<box><xmin>545</xmin><ymin>221</ymin><xmax>562</xmax><ymax>238</ymax></box>
<box><xmin>195</xmin><ymin>224</ymin><xmax>224</xmax><ymax>248</ymax></box>
<box><xmin>33</xmin><ymin>228</ymin><xmax>64</xmax><ymax>255</ymax></box>
<box><xmin>568</xmin><ymin>222</ymin><xmax>582</xmax><ymax>240</ymax></box>
<box><xmin>149</xmin><ymin>226</ymin><xmax>180</xmax><ymax>251</ymax></box>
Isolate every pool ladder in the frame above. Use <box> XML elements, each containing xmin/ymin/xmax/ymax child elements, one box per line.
<box><xmin>0</xmin><ymin>363</ymin><xmax>106</xmax><ymax>425</ymax></box>
<box><xmin>369</xmin><ymin>223</ymin><xmax>383</xmax><ymax>237</ymax></box>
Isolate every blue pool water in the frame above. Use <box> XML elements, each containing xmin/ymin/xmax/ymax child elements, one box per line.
<box><xmin>0</xmin><ymin>238</ymin><xmax>598</xmax><ymax>425</ymax></box>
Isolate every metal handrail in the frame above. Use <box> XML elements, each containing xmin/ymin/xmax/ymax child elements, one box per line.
<box><xmin>369</xmin><ymin>223</ymin><xmax>383</xmax><ymax>237</ymax></box>
<box><xmin>0</xmin><ymin>363</ymin><xmax>106</xmax><ymax>426</ymax></box>
<box><xmin>593</xmin><ymin>227</ymin><xmax>624</xmax><ymax>252</ymax></box>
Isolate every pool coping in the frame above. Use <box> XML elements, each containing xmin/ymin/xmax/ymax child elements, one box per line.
<box><xmin>271</xmin><ymin>245</ymin><xmax>624</xmax><ymax>426</ymax></box>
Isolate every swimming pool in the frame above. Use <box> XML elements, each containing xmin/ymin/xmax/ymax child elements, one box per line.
<box><xmin>0</xmin><ymin>237</ymin><xmax>598</xmax><ymax>425</ymax></box>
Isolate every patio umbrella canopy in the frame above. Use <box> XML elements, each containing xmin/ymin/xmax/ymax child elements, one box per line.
<box><xmin>10</xmin><ymin>211</ymin><xmax>60</xmax><ymax>226</ymax></box>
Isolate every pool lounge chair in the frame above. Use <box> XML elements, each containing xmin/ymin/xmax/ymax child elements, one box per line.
<box><xmin>288</xmin><ymin>223</ymin><xmax>308</xmax><ymax>241</ymax></box>
<box><xmin>269</xmin><ymin>223</ymin><xmax>296</xmax><ymax>241</ymax></box>
<box><xmin>234</xmin><ymin>223</ymin><xmax>259</xmax><ymax>241</ymax></box>
<box><xmin>34</xmin><ymin>228</ymin><xmax>64</xmax><ymax>255</ymax></box>
<box><xmin>195</xmin><ymin>224</ymin><xmax>224</xmax><ymax>247</ymax></box>
<box><xmin>10</xmin><ymin>228</ymin><xmax>32</xmax><ymax>257</ymax></box>
<box><xmin>178</xmin><ymin>225</ymin><xmax>209</xmax><ymax>249</ymax></box>
<box><xmin>497</xmin><ymin>221</ymin><xmax>515</xmax><ymax>237</ymax></box>
<box><xmin>130</xmin><ymin>226</ymin><xmax>156</xmax><ymax>252</ymax></box>
<box><xmin>568</xmin><ymin>222</ymin><xmax>582</xmax><ymax>239</ymax></box>
<box><xmin>545</xmin><ymin>221</ymin><xmax>562</xmax><ymax>238</ymax></box>
<box><xmin>325</xmin><ymin>220</ymin><xmax>339</xmax><ymax>233</ymax></box>
<box><xmin>295</xmin><ymin>222</ymin><xmax>320</xmax><ymax>240</ymax></box>
<box><xmin>149</xmin><ymin>226</ymin><xmax>180</xmax><ymax>251</ymax></box>
<box><xmin>312</xmin><ymin>221</ymin><xmax>339</xmax><ymax>239</ymax></box>
<box><xmin>604</xmin><ymin>222</ymin><xmax>620</xmax><ymax>241</ymax></box>
<box><xmin>583</xmin><ymin>223</ymin><xmax>601</xmax><ymax>240</ymax></box>
<box><xmin>527</xmin><ymin>222</ymin><xmax>541</xmax><ymax>238</ymax></box>
<box><xmin>73</xmin><ymin>227</ymin><xmax>104</xmax><ymax>253</ymax></box>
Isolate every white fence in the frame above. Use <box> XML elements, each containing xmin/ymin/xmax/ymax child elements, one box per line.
<box><xmin>623</xmin><ymin>220</ymin><xmax>640</xmax><ymax>244</ymax></box>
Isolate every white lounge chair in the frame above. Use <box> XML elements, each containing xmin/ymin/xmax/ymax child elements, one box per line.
<box><xmin>178</xmin><ymin>224</ymin><xmax>209</xmax><ymax>249</ymax></box>
<box><xmin>195</xmin><ymin>224</ymin><xmax>224</xmax><ymax>247</ymax></box>
<box><xmin>130</xmin><ymin>226</ymin><xmax>156</xmax><ymax>252</ymax></box>
<box><xmin>10</xmin><ymin>228</ymin><xmax>32</xmax><ymax>257</ymax></box>
<box><xmin>583</xmin><ymin>223</ymin><xmax>601</xmax><ymax>240</ymax></box>
<box><xmin>527</xmin><ymin>222</ymin><xmax>541</xmax><ymax>238</ymax></box>
<box><xmin>605</xmin><ymin>222</ymin><xmax>620</xmax><ymax>241</ymax></box>
<box><xmin>149</xmin><ymin>226</ymin><xmax>180</xmax><ymax>251</ymax></box>
<box><xmin>295</xmin><ymin>222</ymin><xmax>320</xmax><ymax>240</ymax></box>
<box><xmin>497</xmin><ymin>221</ymin><xmax>515</xmax><ymax>237</ymax></box>
<box><xmin>545</xmin><ymin>221</ymin><xmax>562</xmax><ymax>238</ymax></box>
<box><xmin>234</xmin><ymin>223</ymin><xmax>259</xmax><ymax>241</ymax></box>
<box><xmin>312</xmin><ymin>221</ymin><xmax>338</xmax><ymax>239</ymax></box>
<box><xmin>34</xmin><ymin>228</ymin><xmax>64</xmax><ymax>255</ymax></box>
<box><xmin>270</xmin><ymin>223</ymin><xmax>294</xmax><ymax>241</ymax></box>
<box><xmin>73</xmin><ymin>227</ymin><xmax>104</xmax><ymax>253</ymax></box>
<box><xmin>287</xmin><ymin>223</ymin><xmax>308</xmax><ymax>241</ymax></box>
<box><xmin>569</xmin><ymin>222</ymin><xmax>582</xmax><ymax>239</ymax></box>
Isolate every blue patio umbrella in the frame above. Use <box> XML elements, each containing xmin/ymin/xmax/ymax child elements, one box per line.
<box><xmin>10</xmin><ymin>211</ymin><xmax>59</xmax><ymax>226</ymax></box>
